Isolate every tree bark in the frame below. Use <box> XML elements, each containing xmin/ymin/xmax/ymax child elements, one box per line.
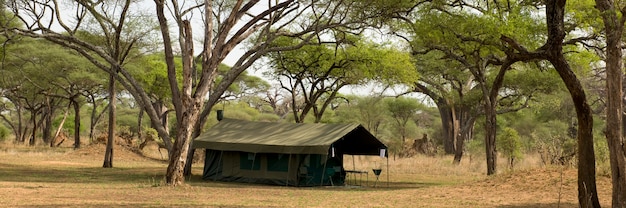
<box><xmin>137</xmin><ymin>108</ymin><xmax>143</xmax><ymax>145</ymax></box>
<box><xmin>165</xmin><ymin>19</ymin><xmax>196</xmax><ymax>185</ymax></box>
<box><xmin>73</xmin><ymin>100</ymin><xmax>81</xmax><ymax>149</ymax></box>
<box><xmin>51</xmin><ymin>104</ymin><xmax>70</xmax><ymax>147</ymax></box>
<box><xmin>440</xmin><ymin>105</ymin><xmax>457</xmax><ymax>154</ymax></box>
<box><xmin>103</xmin><ymin>68</ymin><xmax>116</xmax><ymax>168</ymax></box>
<box><xmin>41</xmin><ymin>98</ymin><xmax>53</xmax><ymax>144</ymax></box>
<box><xmin>550</xmin><ymin>54</ymin><xmax>600</xmax><ymax>208</ymax></box>
<box><xmin>453</xmin><ymin>111</ymin><xmax>475</xmax><ymax>164</ymax></box>
<box><xmin>28</xmin><ymin>110</ymin><xmax>37</xmax><ymax>146</ymax></box>
<box><xmin>483</xmin><ymin>98</ymin><xmax>497</xmax><ymax>175</ymax></box>
<box><xmin>595</xmin><ymin>0</ymin><xmax>626</xmax><ymax>206</ymax></box>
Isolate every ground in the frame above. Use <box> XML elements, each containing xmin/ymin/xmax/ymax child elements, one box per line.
<box><xmin>0</xmin><ymin>142</ymin><xmax>612</xmax><ymax>207</ymax></box>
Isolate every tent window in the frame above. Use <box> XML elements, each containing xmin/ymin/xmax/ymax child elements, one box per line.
<box><xmin>239</xmin><ymin>152</ymin><xmax>261</xmax><ymax>170</ymax></box>
<box><xmin>267</xmin><ymin>153</ymin><xmax>289</xmax><ymax>172</ymax></box>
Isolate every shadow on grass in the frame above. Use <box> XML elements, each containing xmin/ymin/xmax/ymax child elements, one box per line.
<box><xmin>24</xmin><ymin>204</ymin><xmax>259</xmax><ymax>208</ymax></box>
<box><xmin>0</xmin><ymin>160</ymin><xmax>455</xmax><ymax>191</ymax></box>
<box><xmin>186</xmin><ymin>174</ymin><xmax>443</xmax><ymax>191</ymax></box>
<box><xmin>497</xmin><ymin>202</ymin><xmax>578</xmax><ymax>208</ymax></box>
<box><xmin>0</xmin><ymin>162</ymin><xmax>166</xmax><ymax>184</ymax></box>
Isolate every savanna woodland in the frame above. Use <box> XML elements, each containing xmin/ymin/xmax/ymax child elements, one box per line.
<box><xmin>0</xmin><ymin>0</ymin><xmax>625</xmax><ymax>207</ymax></box>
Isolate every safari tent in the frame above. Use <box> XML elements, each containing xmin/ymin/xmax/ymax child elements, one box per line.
<box><xmin>192</xmin><ymin>118</ymin><xmax>388</xmax><ymax>186</ymax></box>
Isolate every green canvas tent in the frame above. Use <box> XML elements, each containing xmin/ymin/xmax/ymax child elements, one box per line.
<box><xmin>192</xmin><ymin>118</ymin><xmax>387</xmax><ymax>186</ymax></box>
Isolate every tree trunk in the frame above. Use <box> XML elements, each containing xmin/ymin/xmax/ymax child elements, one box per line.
<box><xmin>28</xmin><ymin>111</ymin><xmax>37</xmax><ymax>146</ymax></box>
<box><xmin>165</xmin><ymin>19</ymin><xmax>196</xmax><ymax>185</ymax></box>
<box><xmin>483</xmin><ymin>100</ymin><xmax>497</xmax><ymax>175</ymax></box>
<box><xmin>14</xmin><ymin>103</ymin><xmax>23</xmax><ymax>143</ymax></box>
<box><xmin>596</xmin><ymin>0</ymin><xmax>626</xmax><ymax>206</ymax></box>
<box><xmin>89</xmin><ymin>99</ymin><xmax>98</xmax><ymax>142</ymax></box>
<box><xmin>439</xmin><ymin>104</ymin><xmax>456</xmax><ymax>154</ymax></box>
<box><xmin>551</xmin><ymin>55</ymin><xmax>600</xmax><ymax>207</ymax></box>
<box><xmin>89</xmin><ymin>97</ymin><xmax>107</xmax><ymax>143</ymax></box>
<box><xmin>166</xmin><ymin>122</ymin><xmax>194</xmax><ymax>185</ymax></box>
<box><xmin>137</xmin><ymin>108</ymin><xmax>143</xmax><ymax>143</ymax></box>
<box><xmin>41</xmin><ymin>99</ymin><xmax>53</xmax><ymax>144</ymax></box>
<box><xmin>51</xmin><ymin>104</ymin><xmax>70</xmax><ymax>147</ymax></box>
<box><xmin>453</xmin><ymin>113</ymin><xmax>475</xmax><ymax>164</ymax></box>
<box><xmin>103</xmin><ymin>69</ymin><xmax>116</xmax><ymax>168</ymax></box>
<box><xmin>73</xmin><ymin>100</ymin><xmax>81</xmax><ymax>149</ymax></box>
<box><xmin>544</xmin><ymin>1</ymin><xmax>599</xmax><ymax>207</ymax></box>
<box><xmin>152</xmin><ymin>100</ymin><xmax>172</xmax><ymax>151</ymax></box>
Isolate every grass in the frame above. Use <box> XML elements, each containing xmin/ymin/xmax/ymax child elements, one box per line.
<box><xmin>0</xmin><ymin>143</ymin><xmax>613</xmax><ymax>207</ymax></box>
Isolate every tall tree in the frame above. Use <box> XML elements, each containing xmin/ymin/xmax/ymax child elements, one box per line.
<box><xmin>266</xmin><ymin>37</ymin><xmax>416</xmax><ymax>123</ymax></box>
<box><xmin>411</xmin><ymin>52</ymin><xmax>480</xmax><ymax>162</ymax></box>
<box><xmin>595</xmin><ymin>0</ymin><xmax>626</xmax><ymax>206</ymax></box>
<box><xmin>497</xmin><ymin>0</ymin><xmax>600</xmax><ymax>206</ymax></box>
<box><xmin>385</xmin><ymin>97</ymin><xmax>421</xmax><ymax>146</ymax></box>
<box><xmin>398</xmin><ymin>2</ymin><xmax>544</xmax><ymax>171</ymax></box>
<box><xmin>162</xmin><ymin>0</ymin><xmax>391</xmax><ymax>185</ymax></box>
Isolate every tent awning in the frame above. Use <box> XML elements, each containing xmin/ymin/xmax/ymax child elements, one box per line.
<box><xmin>193</xmin><ymin>119</ymin><xmax>387</xmax><ymax>155</ymax></box>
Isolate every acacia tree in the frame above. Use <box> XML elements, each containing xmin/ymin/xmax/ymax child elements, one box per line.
<box><xmin>389</xmin><ymin>1</ymin><xmax>599</xmax><ymax>205</ymax></box>
<box><xmin>0</xmin><ymin>38</ymin><xmax>81</xmax><ymax>146</ymax></box>
<box><xmin>266</xmin><ymin>37</ymin><xmax>417</xmax><ymax>123</ymax></box>
<box><xmin>496</xmin><ymin>1</ymin><xmax>600</xmax><ymax>206</ymax></box>
<box><xmin>411</xmin><ymin>53</ymin><xmax>479</xmax><ymax>162</ymax></box>
<box><xmin>385</xmin><ymin>97</ymin><xmax>421</xmax><ymax>146</ymax></box>
<box><xmin>395</xmin><ymin>1</ymin><xmax>545</xmax><ymax>170</ymax></box>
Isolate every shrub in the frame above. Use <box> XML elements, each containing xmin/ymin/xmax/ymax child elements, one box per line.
<box><xmin>497</xmin><ymin>127</ymin><xmax>523</xmax><ymax>169</ymax></box>
<box><xmin>466</xmin><ymin>138</ymin><xmax>484</xmax><ymax>164</ymax></box>
<box><xmin>0</xmin><ymin>124</ymin><xmax>8</xmax><ymax>142</ymax></box>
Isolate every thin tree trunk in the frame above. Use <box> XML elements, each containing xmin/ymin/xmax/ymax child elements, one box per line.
<box><xmin>483</xmin><ymin>101</ymin><xmax>497</xmax><ymax>175</ymax></box>
<box><xmin>103</xmin><ymin>69</ymin><xmax>116</xmax><ymax>168</ymax></box>
<box><xmin>51</xmin><ymin>104</ymin><xmax>70</xmax><ymax>147</ymax></box>
<box><xmin>29</xmin><ymin>111</ymin><xmax>37</xmax><ymax>146</ymax></box>
<box><xmin>42</xmin><ymin>99</ymin><xmax>52</xmax><ymax>144</ymax></box>
<box><xmin>137</xmin><ymin>108</ymin><xmax>143</xmax><ymax>143</ymax></box>
<box><xmin>73</xmin><ymin>100</ymin><xmax>81</xmax><ymax>149</ymax></box>
<box><xmin>16</xmin><ymin>104</ymin><xmax>24</xmax><ymax>143</ymax></box>
<box><xmin>89</xmin><ymin>98</ymin><xmax>107</xmax><ymax>143</ymax></box>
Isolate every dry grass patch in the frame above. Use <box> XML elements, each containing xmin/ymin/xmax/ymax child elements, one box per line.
<box><xmin>0</xmin><ymin>144</ymin><xmax>613</xmax><ymax>207</ymax></box>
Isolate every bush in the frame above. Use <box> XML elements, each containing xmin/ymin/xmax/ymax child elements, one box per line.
<box><xmin>497</xmin><ymin>127</ymin><xmax>523</xmax><ymax>169</ymax></box>
<box><xmin>532</xmin><ymin>121</ymin><xmax>576</xmax><ymax>166</ymax></box>
<box><xmin>0</xmin><ymin>124</ymin><xmax>8</xmax><ymax>142</ymax></box>
<box><xmin>594</xmin><ymin>135</ymin><xmax>610</xmax><ymax>177</ymax></box>
<box><xmin>466</xmin><ymin>138</ymin><xmax>484</xmax><ymax>163</ymax></box>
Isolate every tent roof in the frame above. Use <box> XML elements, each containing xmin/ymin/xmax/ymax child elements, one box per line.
<box><xmin>193</xmin><ymin>119</ymin><xmax>387</xmax><ymax>155</ymax></box>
